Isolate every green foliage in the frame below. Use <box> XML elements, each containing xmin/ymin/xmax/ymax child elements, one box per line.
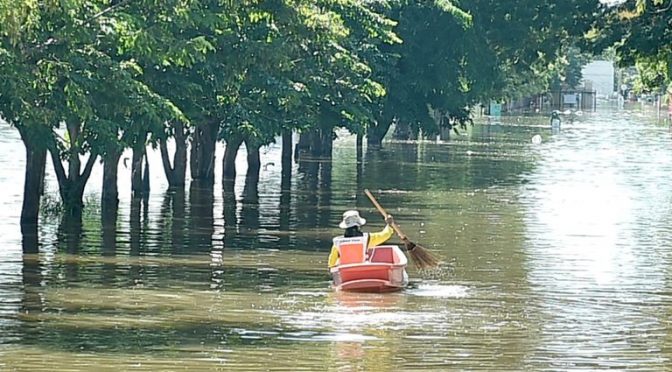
<box><xmin>2</xmin><ymin>0</ymin><xmax>628</xmax><ymax>216</ymax></box>
<box><xmin>203</xmin><ymin>1</ymin><xmax>399</xmax><ymax>142</ymax></box>
<box><xmin>1</xmin><ymin>0</ymin><xmax>611</xmax><ymax>151</ymax></box>
<box><xmin>0</xmin><ymin>0</ymin><xmax>186</xmax><ymax>144</ymax></box>
<box><xmin>467</xmin><ymin>0</ymin><xmax>601</xmax><ymax>99</ymax></box>
<box><xmin>364</xmin><ymin>1</ymin><xmax>477</xmax><ymax>137</ymax></box>
<box><xmin>631</xmin><ymin>58</ymin><xmax>668</xmax><ymax>93</ymax></box>
<box><xmin>591</xmin><ymin>0</ymin><xmax>672</xmax><ymax>89</ymax></box>
<box><xmin>362</xmin><ymin>0</ymin><xmax>603</xmax><ymax>140</ymax></box>
<box><xmin>433</xmin><ymin>0</ymin><xmax>472</xmax><ymax>25</ymax></box>
<box><xmin>0</xmin><ymin>0</ymin><xmax>195</xmax><ymax>214</ymax></box>
<box><xmin>549</xmin><ymin>47</ymin><xmax>592</xmax><ymax>90</ymax></box>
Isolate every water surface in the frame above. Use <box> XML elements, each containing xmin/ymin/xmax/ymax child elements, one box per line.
<box><xmin>1</xmin><ymin>105</ymin><xmax>672</xmax><ymax>370</ymax></box>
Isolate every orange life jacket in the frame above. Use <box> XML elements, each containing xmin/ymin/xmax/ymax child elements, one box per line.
<box><xmin>332</xmin><ymin>234</ymin><xmax>370</xmax><ymax>265</ymax></box>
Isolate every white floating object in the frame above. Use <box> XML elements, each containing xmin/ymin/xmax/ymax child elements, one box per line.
<box><xmin>531</xmin><ymin>135</ymin><xmax>542</xmax><ymax>145</ymax></box>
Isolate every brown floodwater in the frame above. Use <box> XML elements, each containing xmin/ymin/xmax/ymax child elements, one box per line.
<box><xmin>1</xmin><ymin>104</ymin><xmax>672</xmax><ymax>370</ymax></box>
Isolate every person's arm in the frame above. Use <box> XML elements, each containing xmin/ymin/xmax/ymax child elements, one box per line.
<box><xmin>327</xmin><ymin>244</ymin><xmax>339</xmax><ymax>268</ymax></box>
<box><xmin>368</xmin><ymin>224</ymin><xmax>394</xmax><ymax>247</ymax></box>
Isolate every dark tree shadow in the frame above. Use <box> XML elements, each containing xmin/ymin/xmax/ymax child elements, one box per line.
<box><xmin>189</xmin><ymin>181</ymin><xmax>214</xmax><ymax>254</ymax></box>
<box><xmin>101</xmin><ymin>202</ymin><xmax>118</xmax><ymax>283</ymax></box>
<box><xmin>57</xmin><ymin>214</ymin><xmax>82</xmax><ymax>282</ymax></box>
<box><xmin>222</xmin><ymin>179</ymin><xmax>238</xmax><ymax>250</ymax></box>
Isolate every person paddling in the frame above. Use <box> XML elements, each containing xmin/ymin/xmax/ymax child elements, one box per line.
<box><xmin>327</xmin><ymin>210</ymin><xmax>395</xmax><ymax>268</ymax></box>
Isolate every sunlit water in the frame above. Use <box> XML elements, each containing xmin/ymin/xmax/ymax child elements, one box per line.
<box><xmin>1</xmin><ymin>104</ymin><xmax>672</xmax><ymax>370</ymax></box>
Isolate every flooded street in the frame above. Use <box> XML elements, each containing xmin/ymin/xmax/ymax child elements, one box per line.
<box><xmin>1</xmin><ymin>105</ymin><xmax>672</xmax><ymax>370</ymax></box>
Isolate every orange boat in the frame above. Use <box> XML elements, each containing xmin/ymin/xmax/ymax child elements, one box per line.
<box><xmin>330</xmin><ymin>240</ymin><xmax>408</xmax><ymax>293</ymax></box>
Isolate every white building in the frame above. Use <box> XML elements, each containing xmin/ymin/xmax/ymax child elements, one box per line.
<box><xmin>581</xmin><ymin>60</ymin><xmax>615</xmax><ymax>98</ymax></box>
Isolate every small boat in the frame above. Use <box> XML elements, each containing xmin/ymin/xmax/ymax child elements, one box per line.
<box><xmin>330</xmin><ymin>244</ymin><xmax>408</xmax><ymax>293</ymax></box>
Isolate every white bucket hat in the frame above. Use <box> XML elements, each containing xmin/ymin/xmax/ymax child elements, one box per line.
<box><xmin>339</xmin><ymin>210</ymin><xmax>366</xmax><ymax>229</ymax></box>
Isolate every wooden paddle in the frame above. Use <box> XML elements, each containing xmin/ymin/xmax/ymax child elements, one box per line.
<box><xmin>364</xmin><ymin>189</ymin><xmax>439</xmax><ymax>269</ymax></box>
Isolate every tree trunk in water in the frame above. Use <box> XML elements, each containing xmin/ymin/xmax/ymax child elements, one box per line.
<box><xmin>296</xmin><ymin>157</ymin><xmax>319</xmax><ymax>226</ymax></box>
<box><xmin>245</xmin><ymin>139</ymin><xmax>261</xmax><ymax>183</ymax></box>
<box><xmin>190</xmin><ymin>121</ymin><xmax>218</xmax><ymax>183</ymax></box>
<box><xmin>21</xmin><ymin>226</ymin><xmax>39</xmax><ymax>254</ymax></box>
<box><xmin>60</xmin><ymin>181</ymin><xmax>86</xmax><ymax>219</ymax></box>
<box><xmin>356</xmin><ymin>133</ymin><xmax>363</xmax><ymax>161</ymax></box>
<box><xmin>173</xmin><ymin>125</ymin><xmax>188</xmax><ymax>185</ymax></box>
<box><xmin>281</xmin><ymin>131</ymin><xmax>292</xmax><ymax>194</ymax></box>
<box><xmin>159</xmin><ymin>139</ymin><xmax>174</xmax><ymax>185</ymax></box>
<box><xmin>392</xmin><ymin>120</ymin><xmax>417</xmax><ymax>140</ymax></box>
<box><xmin>59</xmin><ymin>213</ymin><xmax>83</xmax><ymax>255</ymax></box>
<box><xmin>38</xmin><ymin>152</ymin><xmax>46</xmax><ymax>197</ymax></box>
<box><xmin>102</xmin><ymin>150</ymin><xmax>121</xmax><ymax>208</ymax></box>
<box><xmin>367</xmin><ymin>122</ymin><xmax>391</xmax><ymax>148</ymax></box>
<box><xmin>55</xmin><ymin>122</ymin><xmax>84</xmax><ymax>217</ymax></box>
<box><xmin>129</xmin><ymin>197</ymin><xmax>141</xmax><ymax>255</ymax></box>
<box><xmin>189</xmin><ymin>180</ymin><xmax>214</xmax><ymax>252</ymax></box>
<box><xmin>222</xmin><ymin>178</ymin><xmax>237</xmax><ymax>229</ymax></box>
<box><xmin>296</xmin><ymin>129</ymin><xmax>330</xmax><ymax>158</ymax></box>
<box><xmin>279</xmin><ymin>137</ymin><xmax>291</xmax><ymax>246</ymax></box>
<box><xmin>101</xmin><ymin>201</ymin><xmax>118</xmax><ymax>243</ymax></box>
<box><xmin>48</xmin><ymin>142</ymin><xmax>97</xmax><ymax>219</ymax></box>
<box><xmin>240</xmin><ymin>171</ymin><xmax>260</xmax><ymax>234</ymax></box>
<box><xmin>366</xmin><ymin>132</ymin><xmax>383</xmax><ymax>148</ymax></box>
<box><xmin>368</xmin><ymin>114</ymin><xmax>393</xmax><ymax>148</ymax></box>
<box><xmin>21</xmin><ymin>252</ymin><xmax>42</xmax><ymax>314</ymax></box>
<box><xmin>294</xmin><ymin>132</ymin><xmax>312</xmax><ymax>160</ymax></box>
<box><xmin>101</xmin><ymin>200</ymin><xmax>118</xmax><ymax>282</ymax></box>
<box><xmin>222</xmin><ymin>137</ymin><xmax>243</xmax><ymax>181</ymax></box>
<box><xmin>309</xmin><ymin>129</ymin><xmax>322</xmax><ymax>157</ymax></box>
<box><xmin>20</xmin><ymin>137</ymin><xmax>46</xmax><ymax>231</ymax></box>
<box><xmin>142</xmin><ymin>155</ymin><xmax>150</xmax><ymax>195</ymax></box>
<box><xmin>282</xmin><ymin>131</ymin><xmax>292</xmax><ymax>171</ymax></box>
<box><xmin>317</xmin><ymin>161</ymin><xmax>332</xmax><ymax>227</ymax></box>
<box><xmin>101</xmin><ymin>196</ymin><xmax>118</xmax><ymax>269</ymax></box>
<box><xmin>170</xmin><ymin>187</ymin><xmax>186</xmax><ymax>254</ymax></box>
<box><xmin>319</xmin><ymin>128</ymin><xmax>333</xmax><ymax>158</ymax></box>
<box><xmin>160</xmin><ymin>122</ymin><xmax>188</xmax><ymax>188</ymax></box>
<box><xmin>131</xmin><ymin>146</ymin><xmax>144</xmax><ymax>198</ymax></box>
<box><xmin>355</xmin><ymin>150</ymin><xmax>364</xmax><ymax>209</ymax></box>
<box><xmin>439</xmin><ymin>125</ymin><xmax>451</xmax><ymax>141</ymax></box>
<box><xmin>355</xmin><ymin>133</ymin><xmax>363</xmax><ymax>208</ymax></box>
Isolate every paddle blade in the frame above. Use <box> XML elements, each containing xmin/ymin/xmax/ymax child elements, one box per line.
<box><xmin>404</xmin><ymin>240</ymin><xmax>440</xmax><ymax>269</ymax></box>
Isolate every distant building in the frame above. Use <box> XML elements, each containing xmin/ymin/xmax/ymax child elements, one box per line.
<box><xmin>581</xmin><ymin>60</ymin><xmax>615</xmax><ymax>98</ymax></box>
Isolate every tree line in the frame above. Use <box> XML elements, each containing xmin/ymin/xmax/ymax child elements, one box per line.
<box><xmin>1</xmin><ymin>0</ymin><xmax>667</xmax><ymax>234</ymax></box>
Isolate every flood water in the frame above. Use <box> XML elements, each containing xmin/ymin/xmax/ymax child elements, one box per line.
<box><xmin>1</xmin><ymin>104</ymin><xmax>672</xmax><ymax>370</ymax></box>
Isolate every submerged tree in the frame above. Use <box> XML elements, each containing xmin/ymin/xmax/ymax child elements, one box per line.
<box><xmin>214</xmin><ymin>1</ymin><xmax>396</xmax><ymax>179</ymax></box>
<box><xmin>0</xmin><ymin>1</ymin><xmax>185</xmax><ymax>220</ymax></box>
<box><xmin>1</xmin><ymin>0</ymin><xmax>612</xmax><ymax>232</ymax></box>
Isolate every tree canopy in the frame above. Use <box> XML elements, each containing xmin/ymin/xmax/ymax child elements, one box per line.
<box><xmin>2</xmin><ymin>0</ymin><xmax>665</xmax><ymax>225</ymax></box>
<box><xmin>591</xmin><ymin>0</ymin><xmax>672</xmax><ymax>90</ymax></box>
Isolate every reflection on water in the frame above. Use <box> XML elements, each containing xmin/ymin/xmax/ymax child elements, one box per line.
<box><xmin>521</xmin><ymin>106</ymin><xmax>672</xmax><ymax>369</ymax></box>
<box><xmin>1</xmin><ymin>106</ymin><xmax>672</xmax><ymax>370</ymax></box>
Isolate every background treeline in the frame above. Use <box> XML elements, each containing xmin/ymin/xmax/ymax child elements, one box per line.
<box><xmin>1</xmin><ymin>0</ymin><xmax>670</xmax><ymax>231</ymax></box>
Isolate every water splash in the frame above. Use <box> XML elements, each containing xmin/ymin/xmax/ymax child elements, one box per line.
<box><xmin>410</xmin><ymin>284</ymin><xmax>469</xmax><ymax>298</ymax></box>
